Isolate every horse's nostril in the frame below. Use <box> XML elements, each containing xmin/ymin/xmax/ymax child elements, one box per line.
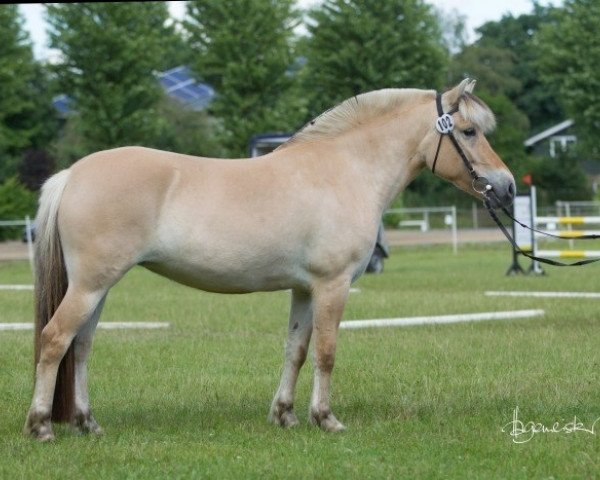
<box><xmin>507</xmin><ymin>182</ymin><xmax>515</xmax><ymax>198</ymax></box>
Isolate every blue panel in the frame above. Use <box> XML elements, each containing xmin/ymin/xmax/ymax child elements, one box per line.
<box><xmin>52</xmin><ymin>66</ymin><xmax>215</xmax><ymax>115</ymax></box>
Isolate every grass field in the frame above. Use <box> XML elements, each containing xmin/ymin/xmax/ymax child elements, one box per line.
<box><xmin>1</xmin><ymin>242</ymin><xmax>600</xmax><ymax>479</ymax></box>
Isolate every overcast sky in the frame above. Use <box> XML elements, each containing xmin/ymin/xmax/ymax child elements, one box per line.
<box><xmin>19</xmin><ymin>1</ymin><xmax>562</xmax><ymax>61</ymax></box>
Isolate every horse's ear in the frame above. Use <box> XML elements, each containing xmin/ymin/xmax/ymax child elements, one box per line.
<box><xmin>442</xmin><ymin>78</ymin><xmax>471</xmax><ymax>111</ymax></box>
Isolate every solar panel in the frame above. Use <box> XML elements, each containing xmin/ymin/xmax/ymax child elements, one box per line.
<box><xmin>52</xmin><ymin>94</ymin><xmax>71</xmax><ymax>117</ymax></box>
<box><xmin>53</xmin><ymin>65</ymin><xmax>215</xmax><ymax>114</ymax></box>
<box><xmin>157</xmin><ymin>66</ymin><xmax>215</xmax><ymax>111</ymax></box>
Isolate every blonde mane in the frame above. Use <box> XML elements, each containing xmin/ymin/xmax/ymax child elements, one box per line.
<box><xmin>279</xmin><ymin>87</ymin><xmax>496</xmax><ymax>150</ymax></box>
<box><xmin>279</xmin><ymin>88</ymin><xmax>427</xmax><ymax>149</ymax></box>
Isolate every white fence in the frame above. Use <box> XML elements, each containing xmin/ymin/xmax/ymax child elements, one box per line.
<box><xmin>0</xmin><ymin>217</ymin><xmax>34</xmax><ymax>268</ymax></box>
<box><xmin>384</xmin><ymin>206</ymin><xmax>458</xmax><ymax>254</ymax></box>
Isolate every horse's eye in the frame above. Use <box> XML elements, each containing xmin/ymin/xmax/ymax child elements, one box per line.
<box><xmin>463</xmin><ymin>128</ymin><xmax>476</xmax><ymax>137</ymax></box>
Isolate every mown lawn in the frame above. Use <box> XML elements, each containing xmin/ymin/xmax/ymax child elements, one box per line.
<box><xmin>1</xmin><ymin>242</ymin><xmax>600</xmax><ymax>479</ymax></box>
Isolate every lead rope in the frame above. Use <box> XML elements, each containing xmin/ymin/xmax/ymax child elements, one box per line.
<box><xmin>484</xmin><ymin>198</ymin><xmax>600</xmax><ymax>267</ymax></box>
<box><xmin>433</xmin><ymin>91</ymin><xmax>600</xmax><ymax>267</ymax></box>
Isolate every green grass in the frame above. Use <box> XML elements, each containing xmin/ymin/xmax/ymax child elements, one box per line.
<box><xmin>1</xmin><ymin>243</ymin><xmax>600</xmax><ymax>479</ymax></box>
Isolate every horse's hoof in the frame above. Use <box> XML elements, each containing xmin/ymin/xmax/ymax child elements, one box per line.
<box><xmin>73</xmin><ymin>411</ymin><xmax>104</xmax><ymax>436</ymax></box>
<box><xmin>310</xmin><ymin>409</ymin><xmax>346</xmax><ymax>433</ymax></box>
<box><xmin>269</xmin><ymin>402</ymin><xmax>300</xmax><ymax>428</ymax></box>
<box><xmin>279</xmin><ymin>410</ymin><xmax>300</xmax><ymax>428</ymax></box>
<box><xmin>23</xmin><ymin>410</ymin><xmax>55</xmax><ymax>441</ymax></box>
<box><xmin>37</xmin><ymin>431</ymin><xmax>56</xmax><ymax>442</ymax></box>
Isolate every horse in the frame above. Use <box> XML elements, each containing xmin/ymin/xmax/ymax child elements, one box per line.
<box><xmin>24</xmin><ymin>78</ymin><xmax>515</xmax><ymax>441</ymax></box>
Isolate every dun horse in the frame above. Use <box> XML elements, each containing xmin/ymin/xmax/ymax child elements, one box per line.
<box><xmin>24</xmin><ymin>79</ymin><xmax>515</xmax><ymax>440</ymax></box>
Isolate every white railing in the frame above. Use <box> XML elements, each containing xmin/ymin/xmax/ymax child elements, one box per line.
<box><xmin>384</xmin><ymin>206</ymin><xmax>458</xmax><ymax>254</ymax></box>
<box><xmin>0</xmin><ymin>217</ymin><xmax>34</xmax><ymax>269</ymax></box>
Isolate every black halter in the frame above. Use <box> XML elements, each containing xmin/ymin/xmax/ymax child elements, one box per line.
<box><xmin>431</xmin><ymin>91</ymin><xmax>600</xmax><ymax>268</ymax></box>
<box><xmin>432</xmin><ymin>92</ymin><xmax>491</xmax><ymax>195</ymax></box>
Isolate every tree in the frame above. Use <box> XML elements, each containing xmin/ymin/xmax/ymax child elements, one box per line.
<box><xmin>18</xmin><ymin>149</ymin><xmax>56</xmax><ymax>191</ymax></box>
<box><xmin>435</xmin><ymin>7</ymin><xmax>468</xmax><ymax>56</ymax></box>
<box><xmin>537</xmin><ymin>0</ymin><xmax>600</xmax><ymax>159</ymax></box>
<box><xmin>152</xmin><ymin>96</ymin><xmax>226</xmax><ymax>158</ymax></box>
<box><xmin>476</xmin><ymin>5</ymin><xmax>564</xmax><ymax>131</ymax></box>
<box><xmin>47</xmin><ymin>3</ymin><xmax>175</xmax><ymax>154</ymax></box>
<box><xmin>0</xmin><ymin>6</ymin><xmax>56</xmax><ymax>183</ymax></box>
<box><xmin>531</xmin><ymin>150</ymin><xmax>592</xmax><ymax>203</ymax></box>
<box><xmin>448</xmin><ymin>45</ymin><xmax>522</xmax><ymax>97</ymax></box>
<box><xmin>303</xmin><ymin>0</ymin><xmax>447</xmax><ymax>117</ymax></box>
<box><xmin>185</xmin><ymin>0</ymin><xmax>305</xmax><ymax>157</ymax></box>
<box><xmin>0</xmin><ymin>177</ymin><xmax>37</xmax><ymax>240</ymax></box>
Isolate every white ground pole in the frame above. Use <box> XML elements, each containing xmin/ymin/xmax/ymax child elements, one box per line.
<box><xmin>0</xmin><ymin>284</ymin><xmax>34</xmax><ymax>290</ymax></box>
<box><xmin>340</xmin><ymin>309</ymin><xmax>545</xmax><ymax>330</ymax></box>
<box><xmin>486</xmin><ymin>291</ymin><xmax>600</xmax><ymax>299</ymax></box>
<box><xmin>0</xmin><ymin>322</ymin><xmax>170</xmax><ymax>331</ymax></box>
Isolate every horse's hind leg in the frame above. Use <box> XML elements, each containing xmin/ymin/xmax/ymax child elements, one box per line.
<box><xmin>269</xmin><ymin>289</ymin><xmax>313</xmax><ymax>427</ymax></box>
<box><xmin>72</xmin><ymin>294</ymin><xmax>107</xmax><ymax>435</ymax></box>
<box><xmin>24</xmin><ymin>286</ymin><xmax>107</xmax><ymax>441</ymax></box>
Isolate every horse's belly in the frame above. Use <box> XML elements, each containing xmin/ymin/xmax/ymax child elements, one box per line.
<box><xmin>141</xmin><ymin>254</ymin><xmax>307</xmax><ymax>294</ymax></box>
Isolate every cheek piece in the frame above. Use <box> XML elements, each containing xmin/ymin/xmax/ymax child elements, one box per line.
<box><xmin>431</xmin><ymin>92</ymin><xmax>492</xmax><ymax>195</ymax></box>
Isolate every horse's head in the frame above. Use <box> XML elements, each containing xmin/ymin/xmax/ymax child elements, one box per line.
<box><xmin>426</xmin><ymin>78</ymin><xmax>515</xmax><ymax>209</ymax></box>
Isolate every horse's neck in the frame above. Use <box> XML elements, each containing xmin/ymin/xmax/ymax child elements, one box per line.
<box><xmin>339</xmin><ymin>109</ymin><xmax>429</xmax><ymax>213</ymax></box>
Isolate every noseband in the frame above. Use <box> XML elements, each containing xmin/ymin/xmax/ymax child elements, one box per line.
<box><xmin>431</xmin><ymin>92</ymin><xmax>491</xmax><ymax>195</ymax></box>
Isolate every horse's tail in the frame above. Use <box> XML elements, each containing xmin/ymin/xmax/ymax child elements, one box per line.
<box><xmin>33</xmin><ymin>169</ymin><xmax>74</xmax><ymax>422</ymax></box>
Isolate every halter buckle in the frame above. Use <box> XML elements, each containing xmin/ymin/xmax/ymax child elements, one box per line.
<box><xmin>435</xmin><ymin>113</ymin><xmax>454</xmax><ymax>134</ymax></box>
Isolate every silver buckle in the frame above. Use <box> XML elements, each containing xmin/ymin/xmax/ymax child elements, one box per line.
<box><xmin>472</xmin><ymin>177</ymin><xmax>492</xmax><ymax>194</ymax></box>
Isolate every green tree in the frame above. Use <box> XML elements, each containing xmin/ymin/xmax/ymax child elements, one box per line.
<box><xmin>153</xmin><ymin>96</ymin><xmax>226</xmax><ymax>158</ymax></box>
<box><xmin>0</xmin><ymin>177</ymin><xmax>37</xmax><ymax>240</ymax></box>
<box><xmin>185</xmin><ymin>0</ymin><xmax>305</xmax><ymax>157</ymax></box>
<box><xmin>448</xmin><ymin>45</ymin><xmax>521</xmax><ymax>97</ymax></box>
<box><xmin>476</xmin><ymin>4</ymin><xmax>564</xmax><ymax>130</ymax></box>
<box><xmin>435</xmin><ymin>7</ymin><xmax>468</xmax><ymax>56</ymax></box>
<box><xmin>47</xmin><ymin>2</ymin><xmax>175</xmax><ymax>154</ymax></box>
<box><xmin>0</xmin><ymin>6</ymin><xmax>56</xmax><ymax>183</ymax></box>
<box><xmin>303</xmin><ymin>0</ymin><xmax>447</xmax><ymax>117</ymax></box>
<box><xmin>537</xmin><ymin>0</ymin><xmax>600</xmax><ymax>160</ymax></box>
<box><xmin>531</xmin><ymin>150</ymin><xmax>592</xmax><ymax>203</ymax></box>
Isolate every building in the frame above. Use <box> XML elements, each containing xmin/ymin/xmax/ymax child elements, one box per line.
<box><xmin>523</xmin><ymin>119</ymin><xmax>576</xmax><ymax>158</ymax></box>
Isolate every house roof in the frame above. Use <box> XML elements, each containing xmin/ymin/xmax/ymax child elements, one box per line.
<box><xmin>524</xmin><ymin>119</ymin><xmax>574</xmax><ymax>148</ymax></box>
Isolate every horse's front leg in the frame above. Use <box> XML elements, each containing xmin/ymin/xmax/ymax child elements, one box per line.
<box><xmin>269</xmin><ymin>289</ymin><xmax>313</xmax><ymax>427</ymax></box>
<box><xmin>309</xmin><ymin>277</ymin><xmax>349</xmax><ymax>432</ymax></box>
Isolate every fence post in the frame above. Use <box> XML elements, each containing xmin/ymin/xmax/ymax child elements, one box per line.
<box><xmin>25</xmin><ymin>216</ymin><xmax>34</xmax><ymax>273</ymax></box>
<box><xmin>452</xmin><ymin>206</ymin><xmax>458</xmax><ymax>255</ymax></box>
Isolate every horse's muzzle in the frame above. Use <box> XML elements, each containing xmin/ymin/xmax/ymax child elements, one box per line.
<box><xmin>484</xmin><ymin>172</ymin><xmax>516</xmax><ymax>209</ymax></box>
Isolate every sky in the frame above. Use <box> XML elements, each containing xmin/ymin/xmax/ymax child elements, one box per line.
<box><xmin>19</xmin><ymin>1</ymin><xmax>562</xmax><ymax>61</ymax></box>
